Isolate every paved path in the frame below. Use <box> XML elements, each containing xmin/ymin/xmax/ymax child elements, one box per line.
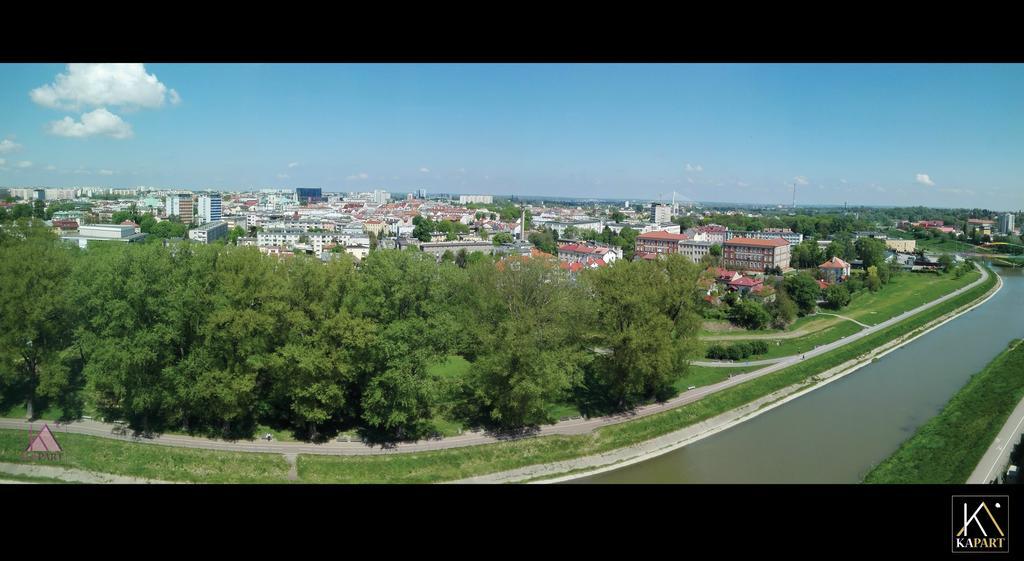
<box><xmin>0</xmin><ymin>461</ymin><xmax>176</xmax><ymax>484</ymax></box>
<box><xmin>968</xmin><ymin>347</ymin><xmax>1024</xmax><ymax>484</ymax></box>
<box><xmin>0</xmin><ymin>264</ymin><xmax>993</xmax><ymax>459</ymax></box>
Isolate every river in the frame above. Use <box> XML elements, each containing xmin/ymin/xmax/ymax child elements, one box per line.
<box><xmin>577</xmin><ymin>266</ymin><xmax>1024</xmax><ymax>483</ymax></box>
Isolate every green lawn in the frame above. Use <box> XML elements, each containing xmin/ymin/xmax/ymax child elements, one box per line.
<box><xmin>0</xmin><ymin>429</ymin><xmax>291</xmax><ymax>483</ymax></box>
<box><xmin>842</xmin><ymin>269</ymin><xmax>979</xmax><ymax>325</ymax></box>
<box><xmin>916</xmin><ymin>238</ymin><xmax>989</xmax><ymax>253</ymax></box>
<box><xmin>675</xmin><ymin>365</ymin><xmax>760</xmax><ymax>391</ymax></box>
<box><xmin>864</xmin><ymin>339</ymin><xmax>1024</xmax><ymax>484</ymax></box>
<box><xmin>428</xmin><ymin>355</ymin><xmax>472</xmax><ymax>379</ymax></box>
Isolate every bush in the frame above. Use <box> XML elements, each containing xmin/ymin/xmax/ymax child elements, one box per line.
<box><xmin>704</xmin><ymin>340</ymin><xmax>769</xmax><ymax>360</ymax></box>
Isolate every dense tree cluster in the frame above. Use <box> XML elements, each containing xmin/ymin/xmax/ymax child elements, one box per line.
<box><xmin>705</xmin><ymin>340</ymin><xmax>769</xmax><ymax>361</ymax></box>
<box><xmin>0</xmin><ymin>219</ymin><xmax>706</xmax><ymax>440</ymax></box>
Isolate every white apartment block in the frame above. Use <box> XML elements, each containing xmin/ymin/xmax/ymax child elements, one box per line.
<box><xmin>188</xmin><ymin>221</ymin><xmax>228</xmax><ymax>244</ymax></box>
<box><xmin>459</xmin><ymin>194</ymin><xmax>493</xmax><ymax>205</ymax></box>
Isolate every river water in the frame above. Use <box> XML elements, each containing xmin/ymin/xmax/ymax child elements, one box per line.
<box><xmin>577</xmin><ymin>267</ymin><xmax>1024</xmax><ymax>483</ymax></box>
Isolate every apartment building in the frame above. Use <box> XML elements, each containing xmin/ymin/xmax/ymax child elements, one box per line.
<box><xmin>721</xmin><ymin>237</ymin><xmax>790</xmax><ymax>272</ymax></box>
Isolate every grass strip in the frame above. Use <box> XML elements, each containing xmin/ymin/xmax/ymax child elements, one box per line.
<box><xmin>863</xmin><ymin>339</ymin><xmax>1024</xmax><ymax>484</ymax></box>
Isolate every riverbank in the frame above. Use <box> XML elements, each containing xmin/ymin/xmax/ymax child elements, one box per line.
<box><xmin>864</xmin><ymin>338</ymin><xmax>1024</xmax><ymax>484</ymax></box>
<box><xmin>483</xmin><ymin>265</ymin><xmax>1004</xmax><ymax>483</ymax></box>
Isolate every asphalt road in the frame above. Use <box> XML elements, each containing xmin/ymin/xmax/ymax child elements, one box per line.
<box><xmin>0</xmin><ymin>264</ymin><xmax>992</xmax><ymax>457</ymax></box>
<box><xmin>968</xmin><ymin>353</ymin><xmax>1024</xmax><ymax>484</ymax></box>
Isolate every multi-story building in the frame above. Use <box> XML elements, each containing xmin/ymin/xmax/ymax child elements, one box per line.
<box><xmin>678</xmin><ymin>239</ymin><xmax>713</xmax><ymax>263</ymax></box>
<box><xmin>818</xmin><ymin>256</ymin><xmax>851</xmax><ymax>283</ymax></box>
<box><xmin>722</xmin><ymin>237</ymin><xmax>791</xmax><ymax>272</ymax></box>
<box><xmin>60</xmin><ymin>224</ymin><xmax>147</xmax><ymax>248</ymax></box>
<box><xmin>967</xmin><ymin>218</ymin><xmax>996</xmax><ymax>237</ymax></box>
<box><xmin>557</xmin><ymin>243</ymin><xmax>621</xmax><ymax>264</ymax></box>
<box><xmin>416</xmin><ymin>188</ymin><xmax>428</xmax><ymax>199</ymax></box>
<box><xmin>544</xmin><ymin>219</ymin><xmax>605</xmax><ymax>238</ymax></box>
<box><xmin>296</xmin><ymin>188</ymin><xmax>323</xmax><ymax>203</ymax></box>
<box><xmin>725</xmin><ymin>229</ymin><xmax>803</xmax><ymax>246</ymax></box>
<box><xmin>165</xmin><ymin>193</ymin><xmax>194</xmax><ymax>223</ymax></box>
<box><xmin>188</xmin><ymin>220</ymin><xmax>228</xmax><ymax>244</ymax></box>
<box><xmin>652</xmin><ymin>204</ymin><xmax>672</xmax><ymax>224</ymax></box>
<box><xmin>459</xmin><ymin>194</ymin><xmax>493</xmax><ymax>205</ymax></box>
<box><xmin>196</xmin><ymin>194</ymin><xmax>222</xmax><ymax>225</ymax></box>
<box><xmin>998</xmin><ymin>213</ymin><xmax>1016</xmax><ymax>235</ymax></box>
<box><xmin>690</xmin><ymin>225</ymin><xmax>729</xmax><ymax>244</ymax></box>
<box><xmin>636</xmin><ymin>231</ymin><xmax>689</xmax><ymax>256</ymax></box>
<box><xmin>884</xmin><ymin>239</ymin><xmax>916</xmax><ymax>253</ymax></box>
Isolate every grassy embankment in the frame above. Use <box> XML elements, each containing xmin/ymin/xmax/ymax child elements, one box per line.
<box><xmin>0</xmin><ymin>430</ymin><xmax>291</xmax><ymax>483</ymax></box>
<box><xmin>863</xmin><ymin>339</ymin><xmax>1024</xmax><ymax>484</ymax></box>
<box><xmin>0</xmin><ymin>266</ymin><xmax>995</xmax><ymax>483</ymax></box>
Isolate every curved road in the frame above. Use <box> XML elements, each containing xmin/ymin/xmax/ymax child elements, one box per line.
<box><xmin>0</xmin><ymin>264</ymin><xmax>993</xmax><ymax>458</ymax></box>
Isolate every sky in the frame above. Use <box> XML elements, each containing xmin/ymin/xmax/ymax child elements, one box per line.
<box><xmin>1</xmin><ymin>63</ymin><xmax>1022</xmax><ymax>210</ymax></box>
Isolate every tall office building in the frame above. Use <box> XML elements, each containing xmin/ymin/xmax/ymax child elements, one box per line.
<box><xmin>165</xmin><ymin>193</ymin><xmax>195</xmax><ymax>223</ymax></box>
<box><xmin>652</xmin><ymin>204</ymin><xmax>672</xmax><ymax>224</ymax></box>
<box><xmin>296</xmin><ymin>187</ymin><xmax>323</xmax><ymax>203</ymax></box>
<box><xmin>197</xmin><ymin>194</ymin><xmax>222</xmax><ymax>225</ymax></box>
<box><xmin>416</xmin><ymin>188</ymin><xmax>427</xmax><ymax>199</ymax></box>
<box><xmin>998</xmin><ymin>213</ymin><xmax>1015</xmax><ymax>235</ymax></box>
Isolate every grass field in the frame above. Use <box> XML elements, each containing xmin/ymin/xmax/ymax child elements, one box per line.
<box><xmin>0</xmin><ymin>429</ymin><xmax>291</xmax><ymax>483</ymax></box>
<box><xmin>864</xmin><ymin>339</ymin><xmax>1024</xmax><ymax>484</ymax></box>
<box><xmin>916</xmin><ymin>238</ymin><xmax>990</xmax><ymax>253</ymax></box>
<box><xmin>842</xmin><ymin>269</ymin><xmax>979</xmax><ymax>325</ymax></box>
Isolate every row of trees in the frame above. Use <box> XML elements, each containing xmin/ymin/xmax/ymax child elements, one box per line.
<box><xmin>0</xmin><ymin>219</ymin><xmax>706</xmax><ymax>440</ymax></box>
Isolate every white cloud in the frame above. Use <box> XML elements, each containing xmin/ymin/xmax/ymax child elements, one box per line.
<box><xmin>0</xmin><ymin>139</ymin><xmax>21</xmax><ymax>153</ymax></box>
<box><xmin>686</xmin><ymin>176</ymin><xmax>695</xmax><ymax>184</ymax></box>
<box><xmin>794</xmin><ymin>176</ymin><xmax>809</xmax><ymax>185</ymax></box>
<box><xmin>17</xmin><ymin>161</ymin><xmax>32</xmax><ymax>168</ymax></box>
<box><xmin>276</xmin><ymin>173</ymin><xmax>289</xmax><ymax>179</ymax></box>
<box><xmin>48</xmin><ymin>108</ymin><xmax>133</xmax><ymax>139</ymax></box>
<box><xmin>685</xmin><ymin>163</ymin><xmax>703</xmax><ymax>172</ymax></box>
<box><xmin>347</xmin><ymin>172</ymin><xmax>369</xmax><ymax>180</ymax></box>
<box><xmin>46</xmin><ymin>164</ymin><xmax>56</xmax><ymax>171</ymax></box>
<box><xmin>288</xmin><ymin>162</ymin><xmax>299</xmax><ymax>168</ymax></box>
<box><xmin>457</xmin><ymin>167</ymin><xmax>466</xmax><ymax>174</ymax></box>
<box><xmin>915</xmin><ymin>173</ymin><xmax>935</xmax><ymax>186</ymax></box>
<box><xmin>839</xmin><ymin>178</ymin><xmax>848</xmax><ymax>184</ymax></box>
<box><xmin>736</xmin><ymin>181</ymin><xmax>750</xmax><ymax>187</ymax></box>
<box><xmin>31</xmin><ymin>63</ymin><xmax>178</xmax><ymax>110</ymax></box>
<box><xmin>419</xmin><ymin>167</ymin><xmax>430</xmax><ymax>173</ymax></box>
<box><xmin>939</xmin><ymin>187</ymin><xmax>975</xmax><ymax>195</ymax></box>
<box><xmin>98</xmin><ymin>169</ymin><xmax>114</xmax><ymax>175</ymax></box>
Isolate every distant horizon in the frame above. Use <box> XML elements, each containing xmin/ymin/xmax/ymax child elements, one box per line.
<box><xmin>2</xmin><ymin>63</ymin><xmax>1023</xmax><ymax>210</ymax></box>
<box><xmin>4</xmin><ymin>184</ymin><xmax>1019</xmax><ymax>213</ymax></box>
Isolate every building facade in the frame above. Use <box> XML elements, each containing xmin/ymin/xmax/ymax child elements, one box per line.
<box><xmin>652</xmin><ymin>204</ymin><xmax>672</xmax><ymax>224</ymax></box>
<box><xmin>636</xmin><ymin>231</ymin><xmax>689</xmax><ymax>255</ymax></box>
<box><xmin>196</xmin><ymin>194</ymin><xmax>222</xmax><ymax>225</ymax></box>
<box><xmin>188</xmin><ymin>220</ymin><xmax>228</xmax><ymax>244</ymax></box>
<box><xmin>165</xmin><ymin>193</ymin><xmax>194</xmax><ymax>223</ymax></box>
<box><xmin>725</xmin><ymin>229</ymin><xmax>804</xmax><ymax>246</ymax></box>
<box><xmin>459</xmin><ymin>194</ymin><xmax>493</xmax><ymax>205</ymax></box>
<box><xmin>999</xmin><ymin>213</ymin><xmax>1016</xmax><ymax>235</ymax></box>
<box><xmin>721</xmin><ymin>237</ymin><xmax>791</xmax><ymax>272</ymax></box>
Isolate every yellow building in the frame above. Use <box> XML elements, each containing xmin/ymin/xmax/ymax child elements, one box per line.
<box><xmin>885</xmin><ymin>239</ymin><xmax>916</xmax><ymax>253</ymax></box>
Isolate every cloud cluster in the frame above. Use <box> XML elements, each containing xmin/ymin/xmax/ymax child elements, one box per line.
<box><xmin>31</xmin><ymin>63</ymin><xmax>179</xmax><ymax>110</ymax></box>
<box><xmin>419</xmin><ymin>167</ymin><xmax>430</xmax><ymax>173</ymax></box>
<box><xmin>347</xmin><ymin>172</ymin><xmax>369</xmax><ymax>180</ymax></box>
<box><xmin>685</xmin><ymin>163</ymin><xmax>703</xmax><ymax>172</ymax></box>
<box><xmin>794</xmin><ymin>176</ymin><xmax>809</xmax><ymax>185</ymax></box>
<box><xmin>915</xmin><ymin>173</ymin><xmax>935</xmax><ymax>186</ymax></box>
<box><xmin>48</xmin><ymin>108</ymin><xmax>133</xmax><ymax>139</ymax></box>
<box><xmin>0</xmin><ymin>139</ymin><xmax>20</xmax><ymax>153</ymax></box>
<box><xmin>33</xmin><ymin>64</ymin><xmax>178</xmax><ymax>140</ymax></box>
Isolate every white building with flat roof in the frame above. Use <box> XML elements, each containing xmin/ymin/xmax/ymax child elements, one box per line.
<box><xmin>459</xmin><ymin>194</ymin><xmax>493</xmax><ymax>205</ymax></box>
<box><xmin>188</xmin><ymin>220</ymin><xmax>228</xmax><ymax>244</ymax></box>
<box><xmin>60</xmin><ymin>224</ymin><xmax>147</xmax><ymax>248</ymax></box>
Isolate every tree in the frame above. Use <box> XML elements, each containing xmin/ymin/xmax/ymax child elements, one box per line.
<box><xmin>823</xmin><ymin>284</ymin><xmax>851</xmax><ymax>310</ymax></box>
<box><xmin>492</xmin><ymin>232</ymin><xmax>514</xmax><ymax>245</ymax></box>
<box><xmin>455</xmin><ymin>248</ymin><xmax>469</xmax><ymax>268</ymax></box>
<box><xmin>938</xmin><ymin>253</ymin><xmax>954</xmax><ymax>273</ymax></box>
<box><xmin>412</xmin><ymin>219</ymin><xmax>433</xmax><ymax>242</ymax></box>
<box><xmin>32</xmin><ymin>200</ymin><xmax>45</xmax><ymax>219</ymax></box>
<box><xmin>782</xmin><ymin>272</ymin><xmax>821</xmax><ymax>315</ymax></box>
<box><xmin>730</xmin><ymin>299</ymin><xmax>772</xmax><ymax>330</ymax></box>
<box><xmin>528</xmin><ymin>229</ymin><xmax>557</xmax><ymax>255</ymax></box>
<box><xmin>792</xmin><ymin>239</ymin><xmax>823</xmax><ymax>269</ymax></box>
<box><xmin>709</xmin><ymin>244</ymin><xmax>722</xmax><ymax>257</ymax></box>
<box><xmin>228</xmin><ymin>226</ymin><xmax>246</xmax><ymax>245</ymax></box>
<box><xmin>462</xmin><ymin>256</ymin><xmax>589</xmax><ymax>428</ymax></box>
<box><xmin>0</xmin><ymin>222</ymin><xmax>77</xmax><ymax>420</ymax></box>
<box><xmin>610</xmin><ymin>211</ymin><xmax>626</xmax><ymax>223</ymax></box>
<box><xmin>582</xmin><ymin>256</ymin><xmax>703</xmax><ymax>409</ymax></box>
<box><xmin>768</xmin><ymin>289</ymin><xmax>798</xmax><ymax>328</ymax></box>
<box><xmin>855</xmin><ymin>237</ymin><xmax>887</xmax><ymax>270</ymax></box>
<box><xmin>866</xmin><ymin>266</ymin><xmax>882</xmax><ymax>292</ymax></box>
<box><xmin>440</xmin><ymin>249</ymin><xmax>455</xmax><ymax>263</ymax></box>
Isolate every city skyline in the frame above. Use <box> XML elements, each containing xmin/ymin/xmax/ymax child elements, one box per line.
<box><xmin>2</xmin><ymin>63</ymin><xmax>1023</xmax><ymax>210</ymax></box>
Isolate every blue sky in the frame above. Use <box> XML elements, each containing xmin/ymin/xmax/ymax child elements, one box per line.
<box><xmin>1</xmin><ymin>63</ymin><xmax>1022</xmax><ymax>210</ymax></box>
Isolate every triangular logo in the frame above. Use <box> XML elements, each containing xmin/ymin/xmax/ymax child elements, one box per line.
<box><xmin>26</xmin><ymin>424</ymin><xmax>63</xmax><ymax>453</ymax></box>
